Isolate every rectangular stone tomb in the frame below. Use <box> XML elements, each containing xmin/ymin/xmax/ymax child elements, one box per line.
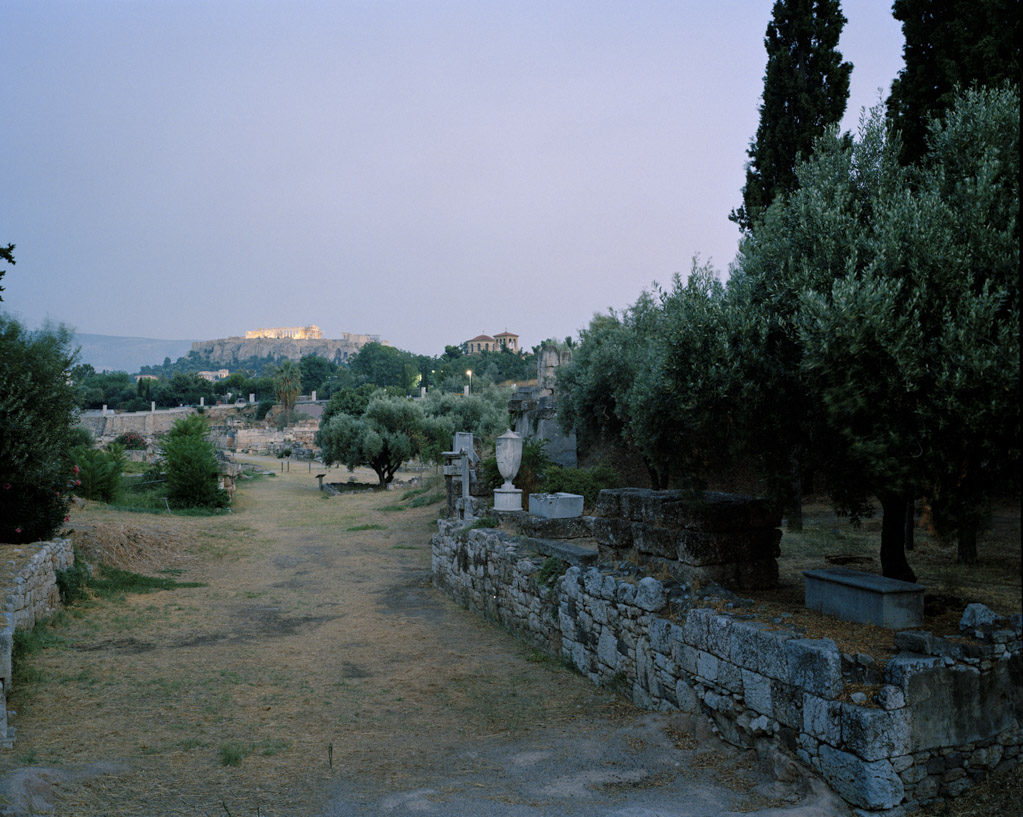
<box><xmin>528</xmin><ymin>492</ymin><xmax>584</xmax><ymax>519</ymax></box>
<box><xmin>804</xmin><ymin>567</ymin><xmax>924</xmax><ymax>629</ymax></box>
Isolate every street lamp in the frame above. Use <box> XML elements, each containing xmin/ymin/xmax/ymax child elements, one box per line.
<box><xmin>466</xmin><ymin>369</ymin><xmax>473</xmax><ymax>394</ymax></box>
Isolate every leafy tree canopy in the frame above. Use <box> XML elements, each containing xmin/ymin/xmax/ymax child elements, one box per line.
<box><xmin>887</xmin><ymin>0</ymin><xmax>1021</xmax><ymax>165</ymax></box>
<box><xmin>1</xmin><ymin>314</ymin><xmax>79</xmax><ymax>542</ymax></box>
<box><xmin>316</xmin><ymin>394</ymin><xmax>423</xmax><ymax>486</ymax></box>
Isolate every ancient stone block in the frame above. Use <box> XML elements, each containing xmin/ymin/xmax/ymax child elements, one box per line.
<box><xmin>632</xmin><ymin>525</ymin><xmax>678</xmax><ymax>559</ymax></box>
<box><xmin>900</xmin><ymin>657</ymin><xmax>1023</xmax><ymax>750</ymax></box>
<box><xmin>818</xmin><ymin>745</ymin><xmax>905</xmax><ymax>810</ymax></box>
<box><xmin>590</xmin><ymin>517</ymin><xmax>634</xmax><ymax>549</ymax></box>
<box><xmin>803</xmin><ymin>694</ymin><xmax>842</xmax><ymax>746</ymax></box>
<box><xmin>682</xmin><ymin>607</ymin><xmax>713</xmax><ymax>652</ymax></box>
<box><xmin>634</xmin><ymin>578</ymin><xmax>665</xmax><ymax>612</ymax></box>
<box><xmin>841</xmin><ymin>704</ymin><xmax>912</xmax><ymax>762</ymax></box>
<box><xmin>877</xmin><ymin>684</ymin><xmax>906</xmax><ymax>710</ymax></box>
<box><xmin>770</xmin><ymin>679</ymin><xmax>803</xmax><ymax>730</ymax></box>
<box><xmin>804</xmin><ymin>568</ymin><xmax>924</xmax><ymax>629</ymax></box>
<box><xmin>718</xmin><ymin>659</ymin><xmax>742</xmax><ymax>694</ymax></box>
<box><xmin>728</xmin><ymin>620</ymin><xmax>768</xmax><ymax>670</ymax></box>
<box><xmin>649</xmin><ymin>617</ymin><xmax>682</xmax><ymax>655</ymax></box>
<box><xmin>753</xmin><ymin>628</ymin><xmax>795</xmax><ymax>680</ymax></box>
<box><xmin>786</xmin><ymin>638</ymin><xmax>843</xmax><ymax>699</ymax></box>
<box><xmin>894</xmin><ymin>630</ymin><xmax>934</xmax><ymax>654</ymax></box>
<box><xmin>676</xmin><ymin>529</ymin><xmax>780</xmax><ymax>566</ymax></box>
<box><xmin>696</xmin><ymin>650</ymin><xmax>719</xmax><ymax>683</ymax></box>
<box><xmin>529</xmin><ymin>492</ymin><xmax>584</xmax><ymax>519</ymax></box>
<box><xmin>675</xmin><ymin>678</ymin><xmax>700</xmax><ymax>713</ymax></box>
<box><xmin>597</xmin><ymin>629</ymin><xmax>620</xmax><ymax>670</ymax></box>
<box><xmin>706</xmin><ymin>614</ymin><xmax>733</xmax><ymax>658</ymax></box>
<box><xmin>742</xmin><ymin>669</ymin><xmax>772</xmax><ymax>715</ymax></box>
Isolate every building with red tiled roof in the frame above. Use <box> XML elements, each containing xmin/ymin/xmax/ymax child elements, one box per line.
<box><xmin>463</xmin><ymin>331</ymin><xmax>519</xmax><ymax>354</ymax></box>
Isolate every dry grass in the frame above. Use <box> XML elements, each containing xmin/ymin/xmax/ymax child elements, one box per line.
<box><xmin>737</xmin><ymin>497</ymin><xmax>1022</xmax><ymax>665</ymax></box>
<box><xmin>0</xmin><ymin>457</ymin><xmax>618</xmax><ymax>815</ymax></box>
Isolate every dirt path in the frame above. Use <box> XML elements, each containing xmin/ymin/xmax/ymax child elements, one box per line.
<box><xmin>0</xmin><ymin>460</ymin><xmax>847</xmax><ymax>816</ymax></box>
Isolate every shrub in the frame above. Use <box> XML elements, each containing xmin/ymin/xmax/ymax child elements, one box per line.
<box><xmin>0</xmin><ymin>316</ymin><xmax>79</xmax><ymax>543</ymax></box>
<box><xmin>255</xmin><ymin>399</ymin><xmax>274</xmax><ymax>421</ymax></box>
<box><xmin>72</xmin><ymin>444</ymin><xmax>125</xmax><ymax>503</ymax></box>
<box><xmin>113</xmin><ymin>431</ymin><xmax>147</xmax><ymax>450</ymax></box>
<box><xmin>544</xmin><ymin>463</ymin><xmax>620</xmax><ymax>509</ymax></box>
<box><xmin>55</xmin><ymin>549</ymin><xmax>91</xmax><ymax>605</ymax></box>
<box><xmin>160</xmin><ymin>416</ymin><xmax>229</xmax><ymax>508</ymax></box>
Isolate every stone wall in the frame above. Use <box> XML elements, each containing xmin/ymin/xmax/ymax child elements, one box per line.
<box><xmin>432</xmin><ymin>521</ymin><xmax>1022</xmax><ymax>815</ymax></box>
<box><xmin>592</xmin><ymin>488</ymin><xmax>781</xmax><ymax>590</ymax></box>
<box><xmin>220</xmin><ymin>421</ymin><xmax>319</xmax><ymax>457</ymax></box>
<box><xmin>1</xmin><ymin>539</ymin><xmax>75</xmax><ymax>746</ymax></box>
<box><xmin>79</xmin><ymin>407</ymin><xmax>196</xmax><ymax>442</ymax></box>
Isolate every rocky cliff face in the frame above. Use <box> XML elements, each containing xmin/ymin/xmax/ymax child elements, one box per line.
<box><xmin>190</xmin><ymin>337</ymin><xmax>368</xmax><ymax>364</ymax></box>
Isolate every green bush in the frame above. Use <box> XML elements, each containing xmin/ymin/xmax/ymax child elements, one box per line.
<box><xmin>160</xmin><ymin>416</ymin><xmax>229</xmax><ymax>508</ymax></box>
<box><xmin>255</xmin><ymin>399</ymin><xmax>274</xmax><ymax>421</ymax></box>
<box><xmin>0</xmin><ymin>316</ymin><xmax>79</xmax><ymax>543</ymax></box>
<box><xmin>55</xmin><ymin>549</ymin><xmax>91</xmax><ymax>605</ymax></box>
<box><xmin>72</xmin><ymin>444</ymin><xmax>125</xmax><ymax>502</ymax></box>
<box><xmin>544</xmin><ymin>463</ymin><xmax>620</xmax><ymax>509</ymax></box>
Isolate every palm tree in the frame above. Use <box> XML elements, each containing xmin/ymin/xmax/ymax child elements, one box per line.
<box><xmin>274</xmin><ymin>360</ymin><xmax>302</xmax><ymax>425</ymax></box>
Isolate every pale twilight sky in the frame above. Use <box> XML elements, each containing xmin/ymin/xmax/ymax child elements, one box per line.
<box><xmin>1</xmin><ymin>1</ymin><xmax>904</xmax><ymax>356</ymax></box>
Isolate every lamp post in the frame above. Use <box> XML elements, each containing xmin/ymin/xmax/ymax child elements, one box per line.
<box><xmin>466</xmin><ymin>369</ymin><xmax>472</xmax><ymax>395</ymax></box>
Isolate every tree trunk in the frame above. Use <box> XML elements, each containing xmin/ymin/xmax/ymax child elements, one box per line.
<box><xmin>786</xmin><ymin>455</ymin><xmax>803</xmax><ymax>532</ymax></box>
<box><xmin>643</xmin><ymin>459</ymin><xmax>670</xmax><ymax>491</ymax></box>
<box><xmin>904</xmin><ymin>498</ymin><xmax>915</xmax><ymax>551</ymax></box>
<box><xmin>879</xmin><ymin>492</ymin><xmax>917</xmax><ymax>583</ymax></box>
<box><xmin>957</xmin><ymin>525</ymin><xmax>978</xmax><ymax>565</ymax></box>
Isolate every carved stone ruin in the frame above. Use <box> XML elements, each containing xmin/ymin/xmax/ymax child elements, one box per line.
<box><xmin>508</xmin><ymin>340</ymin><xmax>577</xmax><ymax>467</ymax></box>
<box><xmin>442</xmin><ymin>432</ymin><xmax>480</xmax><ymax>520</ymax></box>
<box><xmin>592</xmin><ymin>488</ymin><xmax>781</xmax><ymax>590</ymax></box>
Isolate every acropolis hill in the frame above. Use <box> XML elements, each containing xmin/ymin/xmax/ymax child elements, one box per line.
<box><xmin>191</xmin><ymin>326</ymin><xmax>388</xmax><ymax>365</ymax></box>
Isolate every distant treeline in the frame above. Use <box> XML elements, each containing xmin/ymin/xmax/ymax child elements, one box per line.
<box><xmin>74</xmin><ymin>342</ymin><xmax>536</xmax><ymax>412</ymax></box>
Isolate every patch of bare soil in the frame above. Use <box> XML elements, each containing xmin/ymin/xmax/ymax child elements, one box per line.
<box><xmin>740</xmin><ymin>497</ymin><xmax>1022</xmax><ymax>666</ymax></box>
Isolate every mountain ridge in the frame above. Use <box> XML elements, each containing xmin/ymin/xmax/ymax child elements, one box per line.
<box><xmin>73</xmin><ymin>333</ymin><xmax>198</xmax><ymax>373</ymax></box>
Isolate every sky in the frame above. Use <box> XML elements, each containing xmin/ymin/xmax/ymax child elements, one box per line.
<box><xmin>1</xmin><ymin>1</ymin><xmax>905</xmax><ymax>356</ymax></box>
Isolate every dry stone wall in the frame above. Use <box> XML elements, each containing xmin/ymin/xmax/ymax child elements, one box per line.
<box><xmin>592</xmin><ymin>488</ymin><xmax>781</xmax><ymax>590</ymax></box>
<box><xmin>79</xmin><ymin>407</ymin><xmax>196</xmax><ymax>442</ymax></box>
<box><xmin>1</xmin><ymin>539</ymin><xmax>74</xmax><ymax>746</ymax></box>
<box><xmin>432</xmin><ymin>515</ymin><xmax>1022</xmax><ymax>815</ymax></box>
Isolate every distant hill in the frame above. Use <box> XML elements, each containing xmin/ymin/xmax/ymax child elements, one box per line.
<box><xmin>73</xmin><ymin>333</ymin><xmax>197</xmax><ymax>374</ymax></box>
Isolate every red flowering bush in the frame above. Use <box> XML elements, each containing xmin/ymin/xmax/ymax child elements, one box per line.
<box><xmin>113</xmin><ymin>431</ymin><xmax>148</xmax><ymax>450</ymax></box>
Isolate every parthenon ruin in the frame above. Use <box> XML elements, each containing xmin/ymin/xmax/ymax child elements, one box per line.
<box><xmin>245</xmin><ymin>326</ymin><xmax>323</xmax><ymax>340</ymax></box>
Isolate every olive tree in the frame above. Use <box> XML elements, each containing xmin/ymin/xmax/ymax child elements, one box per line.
<box><xmin>734</xmin><ymin>88</ymin><xmax>1019</xmax><ymax>579</ymax></box>
<box><xmin>317</xmin><ymin>394</ymin><xmax>423</xmax><ymax>487</ymax></box>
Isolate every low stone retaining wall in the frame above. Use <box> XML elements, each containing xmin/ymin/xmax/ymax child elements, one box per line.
<box><xmin>432</xmin><ymin>520</ymin><xmax>1022</xmax><ymax>815</ymax></box>
<box><xmin>1</xmin><ymin>539</ymin><xmax>74</xmax><ymax>746</ymax></box>
<box><xmin>79</xmin><ymin>407</ymin><xmax>196</xmax><ymax>442</ymax></box>
<box><xmin>592</xmin><ymin>488</ymin><xmax>781</xmax><ymax>590</ymax></box>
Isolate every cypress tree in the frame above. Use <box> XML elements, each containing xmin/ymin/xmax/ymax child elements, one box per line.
<box><xmin>886</xmin><ymin>0</ymin><xmax>1021</xmax><ymax>166</ymax></box>
<box><xmin>731</xmin><ymin>0</ymin><xmax>852</xmax><ymax>232</ymax></box>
